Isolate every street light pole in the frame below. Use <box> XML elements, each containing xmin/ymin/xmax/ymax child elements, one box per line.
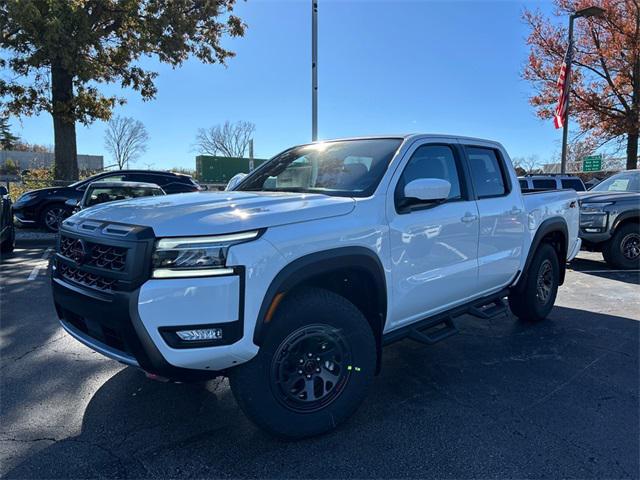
<box><xmin>311</xmin><ymin>0</ymin><xmax>318</xmax><ymax>142</ymax></box>
<box><xmin>559</xmin><ymin>6</ymin><xmax>605</xmax><ymax>174</ymax></box>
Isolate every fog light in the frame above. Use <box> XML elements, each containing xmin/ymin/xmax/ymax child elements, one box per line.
<box><xmin>584</xmin><ymin>228</ymin><xmax>601</xmax><ymax>233</ymax></box>
<box><xmin>175</xmin><ymin>328</ymin><xmax>222</xmax><ymax>341</ymax></box>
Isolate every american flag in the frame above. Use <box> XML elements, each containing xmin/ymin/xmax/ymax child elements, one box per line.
<box><xmin>553</xmin><ymin>41</ymin><xmax>573</xmax><ymax>129</ymax></box>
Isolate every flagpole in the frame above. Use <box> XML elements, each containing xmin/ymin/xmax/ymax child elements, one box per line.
<box><xmin>560</xmin><ymin>14</ymin><xmax>574</xmax><ymax>175</ymax></box>
<box><xmin>559</xmin><ymin>6</ymin><xmax>605</xmax><ymax>174</ymax></box>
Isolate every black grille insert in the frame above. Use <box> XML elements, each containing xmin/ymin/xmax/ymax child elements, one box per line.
<box><xmin>60</xmin><ymin>235</ymin><xmax>127</xmax><ymax>271</ymax></box>
<box><xmin>59</xmin><ymin>262</ymin><xmax>117</xmax><ymax>292</ymax></box>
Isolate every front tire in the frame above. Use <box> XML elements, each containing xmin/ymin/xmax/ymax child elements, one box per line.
<box><xmin>508</xmin><ymin>243</ymin><xmax>559</xmax><ymax>322</ymax></box>
<box><xmin>229</xmin><ymin>287</ymin><xmax>376</xmax><ymax>439</ymax></box>
<box><xmin>0</xmin><ymin>223</ymin><xmax>15</xmax><ymax>254</ymax></box>
<box><xmin>40</xmin><ymin>204</ymin><xmax>67</xmax><ymax>232</ymax></box>
<box><xmin>602</xmin><ymin>223</ymin><xmax>640</xmax><ymax>270</ymax></box>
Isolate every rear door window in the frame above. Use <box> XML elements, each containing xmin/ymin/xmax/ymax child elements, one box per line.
<box><xmin>466</xmin><ymin>147</ymin><xmax>508</xmax><ymax>198</ymax></box>
<box><xmin>532</xmin><ymin>179</ymin><xmax>557</xmax><ymax>190</ymax></box>
<box><xmin>561</xmin><ymin>179</ymin><xmax>585</xmax><ymax>191</ymax></box>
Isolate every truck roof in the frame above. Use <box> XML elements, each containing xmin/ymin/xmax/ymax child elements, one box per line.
<box><xmin>303</xmin><ymin>133</ymin><xmax>505</xmax><ymax>148</ymax></box>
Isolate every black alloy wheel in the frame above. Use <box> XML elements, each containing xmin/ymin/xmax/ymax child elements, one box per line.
<box><xmin>536</xmin><ymin>259</ymin><xmax>554</xmax><ymax>305</ymax></box>
<box><xmin>42</xmin><ymin>205</ymin><xmax>67</xmax><ymax>232</ymax></box>
<box><xmin>271</xmin><ymin>324</ymin><xmax>351</xmax><ymax>413</ymax></box>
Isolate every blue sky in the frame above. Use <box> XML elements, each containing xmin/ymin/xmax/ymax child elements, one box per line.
<box><xmin>10</xmin><ymin>0</ymin><xmax>562</xmax><ymax>170</ymax></box>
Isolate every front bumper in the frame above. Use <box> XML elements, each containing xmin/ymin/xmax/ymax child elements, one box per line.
<box><xmin>12</xmin><ymin>204</ymin><xmax>38</xmax><ymax>226</ymax></box>
<box><xmin>51</xmin><ymin>221</ymin><xmax>255</xmax><ymax>381</ymax></box>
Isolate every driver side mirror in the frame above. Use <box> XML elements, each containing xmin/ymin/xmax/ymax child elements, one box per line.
<box><xmin>65</xmin><ymin>198</ymin><xmax>80</xmax><ymax>212</ymax></box>
<box><xmin>399</xmin><ymin>178</ymin><xmax>451</xmax><ymax>213</ymax></box>
<box><xmin>0</xmin><ymin>185</ymin><xmax>8</xmax><ymax>197</ymax></box>
<box><xmin>225</xmin><ymin>173</ymin><xmax>247</xmax><ymax>191</ymax></box>
<box><xmin>405</xmin><ymin>178</ymin><xmax>451</xmax><ymax>201</ymax></box>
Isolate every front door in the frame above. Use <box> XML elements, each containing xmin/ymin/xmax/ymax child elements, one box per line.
<box><xmin>387</xmin><ymin>141</ymin><xmax>479</xmax><ymax>330</ymax></box>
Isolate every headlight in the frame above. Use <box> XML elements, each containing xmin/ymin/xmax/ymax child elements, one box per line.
<box><xmin>580</xmin><ymin>202</ymin><xmax>612</xmax><ymax>214</ymax></box>
<box><xmin>151</xmin><ymin>230</ymin><xmax>260</xmax><ymax>279</ymax></box>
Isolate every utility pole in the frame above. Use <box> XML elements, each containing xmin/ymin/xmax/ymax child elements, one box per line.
<box><xmin>311</xmin><ymin>0</ymin><xmax>318</xmax><ymax>142</ymax></box>
<box><xmin>248</xmin><ymin>138</ymin><xmax>254</xmax><ymax>171</ymax></box>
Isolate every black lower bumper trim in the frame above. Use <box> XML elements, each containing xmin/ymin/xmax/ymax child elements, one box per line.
<box><xmin>53</xmin><ymin>276</ymin><xmax>225</xmax><ymax>382</ymax></box>
<box><xmin>60</xmin><ymin>318</ymin><xmax>140</xmax><ymax>367</ymax></box>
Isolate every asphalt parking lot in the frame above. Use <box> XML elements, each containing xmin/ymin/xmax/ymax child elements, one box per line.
<box><xmin>1</xmin><ymin>244</ymin><xmax>638</xmax><ymax>479</ymax></box>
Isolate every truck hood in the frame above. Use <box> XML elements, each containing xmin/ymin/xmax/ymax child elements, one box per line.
<box><xmin>72</xmin><ymin>191</ymin><xmax>356</xmax><ymax>236</ymax></box>
<box><xmin>578</xmin><ymin>191</ymin><xmax>640</xmax><ymax>203</ymax></box>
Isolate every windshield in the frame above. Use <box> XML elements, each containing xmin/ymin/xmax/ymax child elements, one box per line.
<box><xmin>591</xmin><ymin>171</ymin><xmax>640</xmax><ymax>193</ymax></box>
<box><xmin>85</xmin><ymin>186</ymin><xmax>164</xmax><ymax>207</ymax></box>
<box><xmin>237</xmin><ymin>138</ymin><xmax>403</xmax><ymax>197</ymax></box>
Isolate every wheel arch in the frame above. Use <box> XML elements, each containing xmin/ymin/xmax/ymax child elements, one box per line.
<box><xmin>253</xmin><ymin>247</ymin><xmax>387</xmax><ymax>369</ymax></box>
<box><xmin>516</xmin><ymin>217</ymin><xmax>568</xmax><ymax>291</ymax></box>
<box><xmin>611</xmin><ymin>209</ymin><xmax>640</xmax><ymax>233</ymax></box>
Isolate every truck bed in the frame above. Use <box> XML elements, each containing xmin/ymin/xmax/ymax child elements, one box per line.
<box><xmin>522</xmin><ymin>188</ymin><xmax>581</xmax><ymax>261</ymax></box>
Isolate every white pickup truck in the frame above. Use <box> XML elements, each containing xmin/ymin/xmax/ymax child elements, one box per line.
<box><xmin>52</xmin><ymin>135</ymin><xmax>580</xmax><ymax>438</ymax></box>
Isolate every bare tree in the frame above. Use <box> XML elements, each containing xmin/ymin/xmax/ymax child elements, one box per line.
<box><xmin>195</xmin><ymin>120</ymin><xmax>255</xmax><ymax>158</ymax></box>
<box><xmin>104</xmin><ymin>116</ymin><xmax>150</xmax><ymax>169</ymax></box>
<box><xmin>511</xmin><ymin>155</ymin><xmax>542</xmax><ymax>174</ymax></box>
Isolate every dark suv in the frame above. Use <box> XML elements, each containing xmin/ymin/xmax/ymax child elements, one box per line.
<box><xmin>579</xmin><ymin>170</ymin><xmax>640</xmax><ymax>269</ymax></box>
<box><xmin>12</xmin><ymin>170</ymin><xmax>200</xmax><ymax>232</ymax></box>
<box><xmin>0</xmin><ymin>185</ymin><xmax>15</xmax><ymax>254</ymax></box>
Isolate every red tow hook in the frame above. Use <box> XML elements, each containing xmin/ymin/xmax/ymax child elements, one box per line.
<box><xmin>144</xmin><ymin>371</ymin><xmax>170</xmax><ymax>382</ymax></box>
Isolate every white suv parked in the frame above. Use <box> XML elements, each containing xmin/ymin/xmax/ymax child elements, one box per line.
<box><xmin>518</xmin><ymin>174</ymin><xmax>586</xmax><ymax>191</ymax></box>
<box><xmin>53</xmin><ymin>135</ymin><xmax>580</xmax><ymax>438</ymax></box>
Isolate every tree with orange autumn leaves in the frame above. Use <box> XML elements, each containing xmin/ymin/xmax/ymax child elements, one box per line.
<box><xmin>523</xmin><ymin>0</ymin><xmax>639</xmax><ymax>169</ymax></box>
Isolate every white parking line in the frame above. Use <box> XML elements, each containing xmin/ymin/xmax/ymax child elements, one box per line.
<box><xmin>27</xmin><ymin>248</ymin><xmax>53</xmax><ymax>281</ymax></box>
<box><xmin>574</xmin><ymin>269</ymin><xmax>640</xmax><ymax>274</ymax></box>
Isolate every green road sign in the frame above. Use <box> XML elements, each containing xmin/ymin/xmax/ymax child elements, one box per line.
<box><xmin>583</xmin><ymin>154</ymin><xmax>602</xmax><ymax>172</ymax></box>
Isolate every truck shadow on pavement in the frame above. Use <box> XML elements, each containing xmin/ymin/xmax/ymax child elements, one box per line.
<box><xmin>6</xmin><ymin>305</ymin><xmax>639</xmax><ymax>479</ymax></box>
<box><xmin>569</xmin><ymin>256</ymin><xmax>640</xmax><ymax>285</ymax></box>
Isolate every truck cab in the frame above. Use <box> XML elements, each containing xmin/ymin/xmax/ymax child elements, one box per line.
<box><xmin>52</xmin><ymin>135</ymin><xmax>580</xmax><ymax>438</ymax></box>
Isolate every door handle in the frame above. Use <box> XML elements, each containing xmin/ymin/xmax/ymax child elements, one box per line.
<box><xmin>461</xmin><ymin>213</ymin><xmax>478</xmax><ymax>223</ymax></box>
<box><xmin>509</xmin><ymin>207</ymin><xmax>523</xmax><ymax>215</ymax></box>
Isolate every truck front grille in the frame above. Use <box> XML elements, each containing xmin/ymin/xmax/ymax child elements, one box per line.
<box><xmin>60</xmin><ymin>235</ymin><xmax>127</xmax><ymax>271</ymax></box>
<box><xmin>58</xmin><ymin>263</ymin><xmax>117</xmax><ymax>292</ymax></box>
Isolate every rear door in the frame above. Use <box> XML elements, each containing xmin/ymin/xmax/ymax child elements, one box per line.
<box><xmin>461</xmin><ymin>143</ymin><xmax>526</xmax><ymax>293</ymax></box>
<box><xmin>387</xmin><ymin>140</ymin><xmax>479</xmax><ymax>328</ymax></box>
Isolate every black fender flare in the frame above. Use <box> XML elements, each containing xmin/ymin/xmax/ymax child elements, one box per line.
<box><xmin>611</xmin><ymin>209</ymin><xmax>640</xmax><ymax>233</ymax></box>
<box><xmin>516</xmin><ymin>217</ymin><xmax>569</xmax><ymax>291</ymax></box>
<box><xmin>252</xmin><ymin>246</ymin><xmax>387</xmax><ymax>346</ymax></box>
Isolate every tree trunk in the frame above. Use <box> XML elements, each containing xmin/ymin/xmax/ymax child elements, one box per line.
<box><xmin>627</xmin><ymin>131</ymin><xmax>638</xmax><ymax>170</ymax></box>
<box><xmin>51</xmin><ymin>64</ymin><xmax>78</xmax><ymax>181</ymax></box>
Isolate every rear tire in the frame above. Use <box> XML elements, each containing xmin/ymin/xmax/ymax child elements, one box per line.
<box><xmin>229</xmin><ymin>287</ymin><xmax>376</xmax><ymax>439</ymax></box>
<box><xmin>601</xmin><ymin>223</ymin><xmax>640</xmax><ymax>270</ymax></box>
<box><xmin>508</xmin><ymin>243</ymin><xmax>559</xmax><ymax>322</ymax></box>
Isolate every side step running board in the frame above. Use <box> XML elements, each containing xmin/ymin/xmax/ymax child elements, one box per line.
<box><xmin>408</xmin><ymin>315</ymin><xmax>458</xmax><ymax>345</ymax></box>
<box><xmin>382</xmin><ymin>289</ymin><xmax>510</xmax><ymax>347</ymax></box>
<box><xmin>469</xmin><ymin>298</ymin><xmax>508</xmax><ymax>320</ymax></box>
